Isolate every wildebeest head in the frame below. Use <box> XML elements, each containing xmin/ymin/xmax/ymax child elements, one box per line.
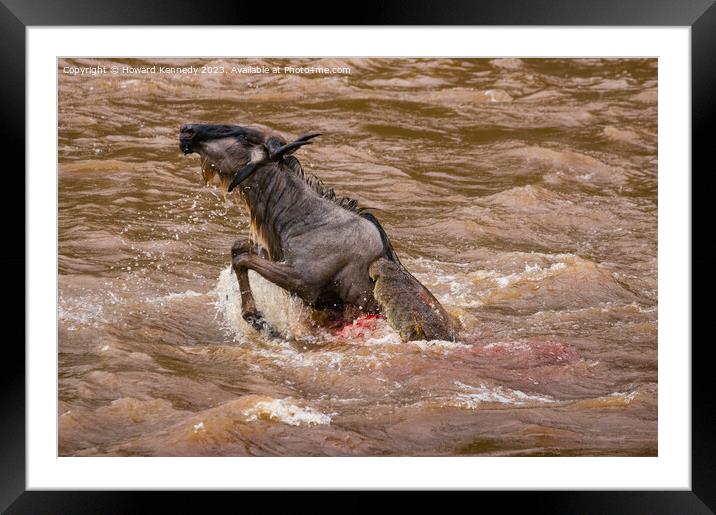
<box><xmin>179</xmin><ymin>124</ymin><xmax>320</xmax><ymax>190</ymax></box>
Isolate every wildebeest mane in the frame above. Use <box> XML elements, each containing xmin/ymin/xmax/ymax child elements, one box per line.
<box><xmin>282</xmin><ymin>155</ymin><xmax>362</xmax><ymax>214</ymax></box>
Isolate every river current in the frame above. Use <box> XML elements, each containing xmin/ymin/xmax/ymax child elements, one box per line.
<box><xmin>58</xmin><ymin>58</ymin><xmax>657</xmax><ymax>456</ymax></box>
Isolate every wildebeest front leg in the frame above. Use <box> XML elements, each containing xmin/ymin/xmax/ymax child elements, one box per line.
<box><xmin>231</xmin><ymin>238</ymin><xmax>279</xmax><ymax>337</ymax></box>
<box><xmin>232</xmin><ymin>253</ymin><xmax>318</xmax><ymax>305</ymax></box>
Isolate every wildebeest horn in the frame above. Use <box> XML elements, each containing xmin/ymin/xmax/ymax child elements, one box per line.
<box><xmin>295</xmin><ymin>133</ymin><xmax>322</xmax><ymax>143</ymax></box>
<box><xmin>227</xmin><ymin>162</ymin><xmax>259</xmax><ymax>192</ymax></box>
<box><xmin>265</xmin><ymin>133</ymin><xmax>321</xmax><ymax>161</ymax></box>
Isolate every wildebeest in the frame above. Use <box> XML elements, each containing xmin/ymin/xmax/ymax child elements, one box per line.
<box><xmin>179</xmin><ymin>123</ymin><xmax>460</xmax><ymax>341</ymax></box>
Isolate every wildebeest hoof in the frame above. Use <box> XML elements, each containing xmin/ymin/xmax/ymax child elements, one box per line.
<box><xmin>242</xmin><ymin>311</ymin><xmax>280</xmax><ymax>338</ymax></box>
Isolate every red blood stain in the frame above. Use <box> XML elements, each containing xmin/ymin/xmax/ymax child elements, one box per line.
<box><xmin>334</xmin><ymin>314</ymin><xmax>383</xmax><ymax>338</ymax></box>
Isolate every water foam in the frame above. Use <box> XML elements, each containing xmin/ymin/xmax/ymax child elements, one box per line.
<box><xmin>410</xmin><ymin>339</ymin><xmax>472</xmax><ymax>351</ymax></box>
<box><xmin>609</xmin><ymin>391</ymin><xmax>638</xmax><ymax>403</ymax></box>
<box><xmin>408</xmin><ymin>253</ymin><xmax>582</xmax><ymax>310</ymax></box>
<box><xmin>58</xmin><ymin>292</ymin><xmax>107</xmax><ymax>329</ymax></box>
<box><xmin>494</xmin><ymin>262</ymin><xmax>568</xmax><ymax>288</ymax></box>
<box><xmin>147</xmin><ymin>290</ymin><xmax>204</xmax><ymax>304</ymax></box>
<box><xmin>450</xmin><ymin>380</ymin><xmax>557</xmax><ymax>408</ymax></box>
<box><xmin>242</xmin><ymin>398</ymin><xmax>332</xmax><ymax>426</ymax></box>
<box><xmin>482</xmin><ymin>341</ymin><xmax>533</xmax><ymax>353</ymax></box>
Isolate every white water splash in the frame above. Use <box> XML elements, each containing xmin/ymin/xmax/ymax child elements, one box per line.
<box><xmin>450</xmin><ymin>380</ymin><xmax>557</xmax><ymax>407</ymax></box>
<box><xmin>608</xmin><ymin>391</ymin><xmax>638</xmax><ymax>403</ymax></box>
<box><xmin>482</xmin><ymin>341</ymin><xmax>533</xmax><ymax>353</ymax></box>
<box><xmin>210</xmin><ymin>267</ymin><xmax>313</xmax><ymax>340</ymax></box>
<box><xmin>146</xmin><ymin>290</ymin><xmax>204</xmax><ymax>304</ymax></box>
<box><xmin>58</xmin><ymin>293</ymin><xmax>106</xmax><ymax>328</ymax></box>
<box><xmin>495</xmin><ymin>262</ymin><xmax>568</xmax><ymax>288</ymax></box>
<box><xmin>411</xmin><ymin>339</ymin><xmax>472</xmax><ymax>351</ymax></box>
<box><xmin>242</xmin><ymin>398</ymin><xmax>332</xmax><ymax>426</ymax></box>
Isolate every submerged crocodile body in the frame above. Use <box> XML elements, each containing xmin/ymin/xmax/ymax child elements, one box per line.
<box><xmin>370</xmin><ymin>258</ymin><xmax>461</xmax><ymax>341</ymax></box>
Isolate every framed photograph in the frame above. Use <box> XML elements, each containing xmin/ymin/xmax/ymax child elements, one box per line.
<box><xmin>7</xmin><ymin>0</ymin><xmax>712</xmax><ymax>512</ymax></box>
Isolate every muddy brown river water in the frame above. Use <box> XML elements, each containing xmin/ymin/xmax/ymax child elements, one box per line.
<box><xmin>58</xmin><ymin>58</ymin><xmax>657</xmax><ymax>456</ymax></box>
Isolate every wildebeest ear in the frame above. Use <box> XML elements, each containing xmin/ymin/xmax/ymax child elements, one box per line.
<box><xmin>264</xmin><ymin>133</ymin><xmax>321</xmax><ymax>161</ymax></box>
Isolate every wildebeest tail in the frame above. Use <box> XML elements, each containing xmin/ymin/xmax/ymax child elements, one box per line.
<box><xmin>359</xmin><ymin>212</ymin><xmax>402</xmax><ymax>265</ymax></box>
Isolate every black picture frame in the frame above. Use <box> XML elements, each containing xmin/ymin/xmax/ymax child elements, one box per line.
<box><xmin>4</xmin><ymin>0</ymin><xmax>713</xmax><ymax>512</ymax></box>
